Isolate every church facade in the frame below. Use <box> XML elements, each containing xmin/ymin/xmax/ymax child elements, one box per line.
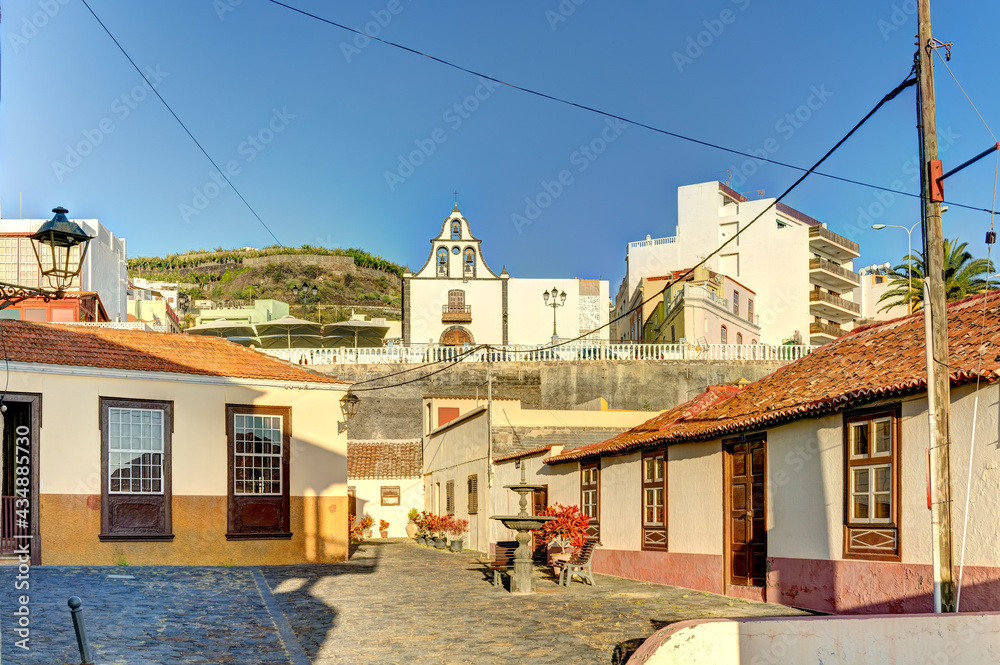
<box><xmin>402</xmin><ymin>206</ymin><xmax>609</xmax><ymax>346</ymax></box>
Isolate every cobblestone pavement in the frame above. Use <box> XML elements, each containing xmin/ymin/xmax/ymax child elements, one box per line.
<box><xmin>1</xmin><ymin>541</ymin><xmax>810</xmax><ymax>664</ymax></box>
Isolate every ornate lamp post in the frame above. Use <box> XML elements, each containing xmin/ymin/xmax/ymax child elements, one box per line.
<box><xmin>0</xmin><ymin>207</ymin><xmax>93</xmax><ymax>309</ymax></box>
<box><xmin>291</xmin><ymin>283</ymin><xmax>319</xmax><ymax>320</ymax></box>
<box><xmin>542</xmin><ymin>287</ymin><xmax>566</xmax><ymax>339</ymax></box>
<box><xmin>338</xmin><ymin>389</ymin><xmax>360</xmax><ymax>434</ymax></box>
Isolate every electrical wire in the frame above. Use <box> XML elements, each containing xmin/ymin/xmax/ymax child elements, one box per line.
<box><xmin>350</xmin><ymin>343</ymin><xmax>487</xmax><ymax>388</ymax></box>
<box><xmin>955</xmin><ymin>150</ymin><xmax>1000</xmax><ymax>612</ymax></box>
<box><xmin>79</xmin><ymin>0</ymin><xmax>283</xmax><ymax>247</ymax></box>
<box><xmin>934</xmin><ymin>48</ymin><xmax>997</xmax><ymax>143</ymax></box>
<box><xmin>349</xmin><ymin>71</ymin><xmax>917</xmax><ymax>391</ymax></box>
<box><xmin>265</xmin><ymin>0</ymin><xmax>999</xmax><ymax>218</ymax></box>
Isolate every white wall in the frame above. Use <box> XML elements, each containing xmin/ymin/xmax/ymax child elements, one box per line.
<box><xmin>351</xmin><ymin>477</ymin><xmax>423</xmax><ymax>538</ymax></box>
<box><xmin>79</xmin><ymin>219</ymin><xmax>127</xmax><ymax>323</ymax></box>
<box><xmin>407</xmin><ymin>278</ymin><xmax>504</xmax><ymax>345</ymax></box>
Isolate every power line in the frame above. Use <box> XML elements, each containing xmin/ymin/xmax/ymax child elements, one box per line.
<box><xmin>349</xmin><ymin>72</ymin><xmax>918</xmax><ymax>390</ymax></box>
<box><xmin>265</xmin><ymin>0</ymin><xmax>999</xmax><ymax>218</ymax></box>
<box><xmin>79</xmin><ymin>0</ymin><xmax>283</xmax><ymax>246</ymax></box>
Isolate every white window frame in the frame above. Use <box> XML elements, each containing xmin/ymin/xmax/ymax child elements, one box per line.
<box><xmin>232</xmin><ymin>413</ymin><xmax>284</xmax><ymax>496</ymax></box>
<box><xmin>107</xmin><ymin>407</ymin><xmax>165</xmax><ymax>495</ymax></box>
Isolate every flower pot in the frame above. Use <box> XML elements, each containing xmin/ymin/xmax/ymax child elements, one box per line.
<box><xmin>434</xmin><ymin>537</ymin><xmax>447</xmax><ymax>548</ymax></box>
<box><xmin>416</xmin><ymin>534</ymin><xmax>426</xmax><ymax>545</ymax></box>
<box><xmin>405</xmin><ymin>521</ymin><xmax>418</xmax><ymax>538</ymax></box>
<box><xmin>449</xmin><ymin>538</ymin><xmax>463</xmax><ymax>552</ymax></box>
<box><xmin>380</xmin><ymin>530</ymin><xmax>388</xmax><ymax>538</ymax></box>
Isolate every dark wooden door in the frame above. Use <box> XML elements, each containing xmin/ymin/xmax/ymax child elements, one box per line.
<box><xmin>726</xmin><ymin>437</ymin><xmax>767</xmax><ymax>587</ymax></box>
<box><xmin>441</xmin><ymin>328</ymin><xmax>472</xmax><ymax>346</ymax></box>
<box><xmin>448</xmin><ymin>290</ymin><xmax>465</xmax><ymax>309</ymax></box>
<box><xmin>532</xmin><ymin>485</ymin><xmax>548</xmax><ymax>561</ymax></box>
<box><xmin>347</xmin><ymin>486</ymin><xmax>356</xmax><ymax>518</ymax></box>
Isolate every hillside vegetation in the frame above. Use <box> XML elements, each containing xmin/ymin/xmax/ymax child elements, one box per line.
<box><xmin>128</xmin><ymin>245</ymin><xmax>403</xmax><ymax>323</ymax></box>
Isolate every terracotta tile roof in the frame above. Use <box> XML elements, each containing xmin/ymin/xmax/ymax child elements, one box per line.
<box><xmin>348</xmin><ymin>440</ymin><xmax>422</xmax><ymax>478</ymax></box>
<box><xmin>546</xmin><ymin>386</ymin><xmax>740</xmax><ymax>464</ymax></box>
<box><xmin>557</xmin><ymin>292</ymin><xmax>1000</xmax><ymax>455</ymax></box>
<box><xmin>0</xmin><ymin>320</ymin><xmax>348</xmax><ymax>385</ymax></box>
<box><xmin>492</xmin><ymin>445</ymin><xmax>553</xmax><ymax>463</ymax></box>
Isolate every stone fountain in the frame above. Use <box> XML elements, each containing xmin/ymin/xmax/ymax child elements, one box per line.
<box><xmin>490</xmin><ymin>463</ymin><xmax>554</xmax><ymax>594</ymax></box>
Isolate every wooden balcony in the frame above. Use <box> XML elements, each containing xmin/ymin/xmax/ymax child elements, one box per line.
<box><xmin>809</xmin><ymin>321</ymin><xmax>845</xmax><ymax>343</ymax></box>
<box><xmin>809</xmin><ymin>290</ymin><xmax>860</xmax><ymax>323</ymax></box>
<box><xmin>442</xmin><ymin>305</ymin><xmax>472</xmax><ymax>323</ymax></box>
<box><xmin>809</xmin><ymin>225</ymin><xmax>860</xmax><ymax>260</ymax></box>
<box><xmin>809</xmin><ymin>257</ymin><xmax>860</xmax><ymax>291</ymax></box>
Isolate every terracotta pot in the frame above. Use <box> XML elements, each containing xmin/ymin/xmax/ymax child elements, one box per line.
<box><xmin>380</xmin><ymin>530</ymin><xmax>388</xmax><ymax>538</ymax></box>
<box><xmin>405</xmin><ymin>521</ymin><xmax>418</xmax><ymax>538</ymax></box>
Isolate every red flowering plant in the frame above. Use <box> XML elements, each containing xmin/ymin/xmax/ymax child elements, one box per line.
<box><xmin>413</xmin><ymin>511</ymin><xmax>431</xmax><ymax>536</ymax></box>
<box><xmin>532</xmin><ymin>503</ymin><xmax>591</xmax><ymax>548</ymax></box>
<box><xmin>379</xmin><ymin>519</ymin><xmax>390</xmax><ymax>535</ymax></box>
<box><xmin>348</xmin><ymin>514</ymin><xmax>375</xmax><ymax>543</ymax></box>
<box><xmin>445</xmin><ymin>517</ymin><xmax>469</xmax><ymax>538</ymax></box>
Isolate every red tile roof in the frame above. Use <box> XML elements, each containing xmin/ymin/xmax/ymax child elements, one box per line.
<box><xmin>546</xmin><ymin>386</ymin><xmax>740</xmax><ymax>464</ymax></box>
<box><xmin>0</xmin><ymin>320</ymin><xmax>348</xmax><ymax>384</ymax></box>
<box><xmin>348</xmin><ymin>440</ymin><xmax>422</xmax><ymax>478</ymax></box>
<box><xmin>550</xmin><ymin>292</ymin><xmax>1000</xmax><ymax>459</ymax></box>
<box><xmin>493</xmin><ymin>445</ymin><xmax>553</xmax><ymax>463</ymax></box>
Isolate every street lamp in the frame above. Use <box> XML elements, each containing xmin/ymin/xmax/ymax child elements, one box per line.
<box><xmin>338</xmin><ymin>389</ymin><xmax>360</xmax><ymax>433</ymax></box>
<box><xmin>0</xmin><ymin>207</ymin><xmax>93</xmax><ymax>309</ymax></box>
<box><xmin>542</xmin><ymin>287</ymin><xmax>567</xmax><ymax>339</ymax></box>
<box><xmin>873</xmin><ymin>207</ymin><xmax>946</xmax><ymax>311</ymax></box>
<box><xmin>291</xmin><ymin>283</ymin><xmax>319</xmax><ymax>320</ymax></box>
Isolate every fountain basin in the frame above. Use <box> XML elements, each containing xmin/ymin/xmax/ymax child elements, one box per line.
<box><xmin>492</xmin><ymin>515</ymin><xmax>555</xmax><ymax>532</ymax></box>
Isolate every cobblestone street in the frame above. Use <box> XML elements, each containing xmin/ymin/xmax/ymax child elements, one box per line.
<box><xmin>1</xmin><ymin>541</ymin><xmax>810</xmax><ymax>664</ymax></box>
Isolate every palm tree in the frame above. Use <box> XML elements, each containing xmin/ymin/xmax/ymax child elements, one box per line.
<box><xmin>878</xmin><ymin>238</ymin><xmax>995</xmax><ymax>313</ymax></box>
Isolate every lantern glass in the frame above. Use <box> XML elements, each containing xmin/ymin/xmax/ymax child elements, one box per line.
<box><xmin>340</xmin><ymin>391</ymin><xmax>361</xmax><ymax>421</ymax></box>
<box><xmin>543</xmin><ymin>291</ymin><xmax>550</xmax><ymax>304</ymax></box>
<box><xmin>29</xmin><ymin>208</ymin><xmax>92</xmax><ymax>292</ymax></box>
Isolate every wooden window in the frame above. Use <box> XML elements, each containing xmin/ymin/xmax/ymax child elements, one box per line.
<box><xmin>381</xmin><ymin>486</ymin><xmax>400</xmax><ymax>506</ymax></box>
<box><xmin>580</xmin><ymin>462</ymin><xmax>600</xmax><ymax>540</ymax></box>
<box><xmin>721</xmin><ymin>325</ymin><xmax>728</xmax><ymax>344</ymax></box>
<box><xmin>99</xmin><ymin>397</ymin><xmax>174</xmax><ymax>541</ymax></box>
<box><xmin>448</xmin><ymin>290</ymin><xmax>465</xmax><ymax>310</ymax></box>
<box><xmin>736</xmin><ymin>333</ymin><xmax>743</xmax><ymax>345</ymax></box>
<box><xmin>226</xmin><ymin>404</ymin><xmax>292</xmax><ymax>540</ymax></box>
<box><xmin>446</xmin><ymin>479</ymin><xmax>455</xmax><ymax>514</ymax></box>
<box><xmin>733</xmin><ymin>291</ymin><xmax>740</xmax><ymax>316</ymax></box>
<box><xmin>843</xmin><ymin>405</ymin><xmax>900</xmax><ymax>561</ymax></box>
<box><xmin>642</xmin><ymin>451</ymin><xmax>667</xmax><ymax>550</ymax></box>
<box><xmin>467</xmin><ymin>475</ymin><xmax>478</xmax><ymax>514</ymax></box>
<box><xmin>747</xmin><ymin>298</ymin><xmax>754</xmax><ymax>322</ymax></box>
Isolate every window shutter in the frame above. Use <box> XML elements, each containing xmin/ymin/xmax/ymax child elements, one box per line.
<box><xmin>446</xmin><ymin>480</ymin><xmax>455</xmax><ymax>514</ymax></box>
<box><xmin>467</xmin><ymin>475</ymin><xmax>478</xmax><ymax>514</ymax></box>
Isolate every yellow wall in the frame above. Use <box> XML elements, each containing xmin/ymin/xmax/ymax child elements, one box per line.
<box><xmin>7</xmin><ymin>367</ymin><xmax>349</xmax><ymax>565</ymax></box>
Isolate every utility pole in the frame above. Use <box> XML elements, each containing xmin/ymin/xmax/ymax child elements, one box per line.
<box><xmin>917</xmin><ymin>0</ymin><xmax>955</xmax><ymax>613</ymax></box>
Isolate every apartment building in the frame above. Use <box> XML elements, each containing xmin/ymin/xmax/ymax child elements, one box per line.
<box><xmin>614</xmin><ymin>181</ymin><xmax>861</xmax><ymax>345</ymax></box>
<box><xmin>0</xmin><ymin>216</ymin><xmax>127</xmax><ymax>322</ymax></box>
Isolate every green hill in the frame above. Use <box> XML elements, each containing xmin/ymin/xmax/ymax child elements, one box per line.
<box><xmin>127</xmin><ymin>245</ymin><xmax>403</xmax><ymax>324</ymax></box>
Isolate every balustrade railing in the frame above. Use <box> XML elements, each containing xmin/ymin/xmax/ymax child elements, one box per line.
<box><xmin>261</xmin><ymin>342</ymin><xmax>817</xmax><ymax>366</ymax></box>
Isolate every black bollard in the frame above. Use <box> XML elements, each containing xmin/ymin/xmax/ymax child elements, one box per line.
<box><xmin>67</xmin><ymin>596</ymin><xmax>95</xmax><ymax>665</ymax></box>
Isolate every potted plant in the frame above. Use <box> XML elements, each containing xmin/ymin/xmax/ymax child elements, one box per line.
<box><xmin>348</xmin><ymin>514</ymin><xmax>375</xmax><ymax>544</ymax></box>
<box><xmin>379</xmin><ymin>519</ymin><xmax>390</xmax><ymax>538</ymax></box>
<box><xmin>446</xmin><ymin>517</ymin><xmax>469</xmax><ymax>552</ymax></box>
<box><xmin>431</xmin><ymin>514</ymin><xmax>448</xmax><ymax>548</ymax></box>
<box><xmin>405</xmin><ymin>508</ymin><xmax>419</xmax><ymax>538</ymax></box>
<box><xmin>413</xmin><ymin>511</ymin><xmax>428</xmax><ymax>544</ymax></box>
<box><xmin>532</xmin><ymin>503</ymin><xmax>591</xmax><ymax>565</ymax></box>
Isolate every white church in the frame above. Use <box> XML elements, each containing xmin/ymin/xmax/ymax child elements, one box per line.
<box><xmin>401</xmin><ymin>205</ymin><xmax>609</xmax><ymax>347</ymax></box>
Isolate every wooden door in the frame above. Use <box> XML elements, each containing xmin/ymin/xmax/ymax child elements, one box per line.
<box><xmin>532</xmin><ymin>485</ymin><xmax>548</xmax><ymax>561</ymax></box>
<box><xmin>441</xmin><ymin>327</ymin><xmax>471</xmax><ymax>346</ymax></box>
<box><xmin>448</xmin><ymin>290</ymin><xmax>465</xmax><ymax>310</ymax></box>
<box><xmin>347</xmin><ymin>486</ymin><xmax>356</xmax><ymax>518</ymax></box>
<box><xmin>725</xmin><ymin>436</ymin><xmax>767</xmax><ymax>587</ymax></box>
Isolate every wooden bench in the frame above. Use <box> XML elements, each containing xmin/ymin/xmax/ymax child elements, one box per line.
<box><xmin>488</xmin><ymin>541</ymin><xmax>518</xmax><ymax>587</ymax></box>
<box><xmin>558</xmin><ymin>539</ymin><xmax>600</xmax><ymax>586</ymax></box>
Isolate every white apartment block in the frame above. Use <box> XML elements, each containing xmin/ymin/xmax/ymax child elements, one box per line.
<box><xmin>614</xmin><ymin>181</ymin><xmax>861</xmax><ymax>346</ymax></box>
<box><xmin>0</xmin><ymin>216</ymin><xmax>127</xmax><ymax>322</ymax></box>
<box><xmin>403</xmin><ymin>205</ymin><xmax>609</xmax><ymax>346</ymax></box>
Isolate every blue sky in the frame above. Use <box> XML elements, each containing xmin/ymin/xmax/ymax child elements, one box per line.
<box><xmin>2</xmin><ymin>0</ymin><xmax>999</xmax><ymax>284</ymax></box>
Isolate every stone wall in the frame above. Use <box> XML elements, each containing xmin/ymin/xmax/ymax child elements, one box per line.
<box><xmin>324</xmin><ymin>360</ymin><xmax>788</xmax><ymax>441</ymax></box>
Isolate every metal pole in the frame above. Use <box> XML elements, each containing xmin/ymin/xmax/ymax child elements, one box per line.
<box><xmin>67</xmin><ymin>596</ymin><xmax>95</xmax><ymax>665</ymax></box>
<box><xmin>551</xmin><ymin>302</ymin><xmax>557</xmax><ymax>337</ymax></box>
<box><xmin>917</xmin><ymin>0</ymin><xmax>956</xmax><ymax>612</ymax></box>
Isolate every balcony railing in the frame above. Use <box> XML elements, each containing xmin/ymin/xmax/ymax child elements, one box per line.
<box><xmin>808</xmin><ymin>225</ymin><xmax>860</xmax><ymax>256</ymax></box>
<box><xmin>809</xmin><ymin>258</ymin><xmax>860</xmax><ymax>286</ymax></box>
<box><xmin>809</xmin><ymin>290</ymin><xmax>860</xmax><ymax>315</ymax></box>
<box><xmin>809</xmin><ymin>321</ymin><xmax>844</xmax><ymax>339</ymax></box>
<box><xmin>442</xmin><ymin>304</ymin><xmax>472</xmax><ymax>323</ymax></box>
<box><xmin>260</xmin><ymin>341</ymin><xmax>818</xmax><ymax>366</ymax></box>
<box><xmin>628</xmin><ymin>236</ymin><xmax>677</xmax><ymax>249</ymax></box>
